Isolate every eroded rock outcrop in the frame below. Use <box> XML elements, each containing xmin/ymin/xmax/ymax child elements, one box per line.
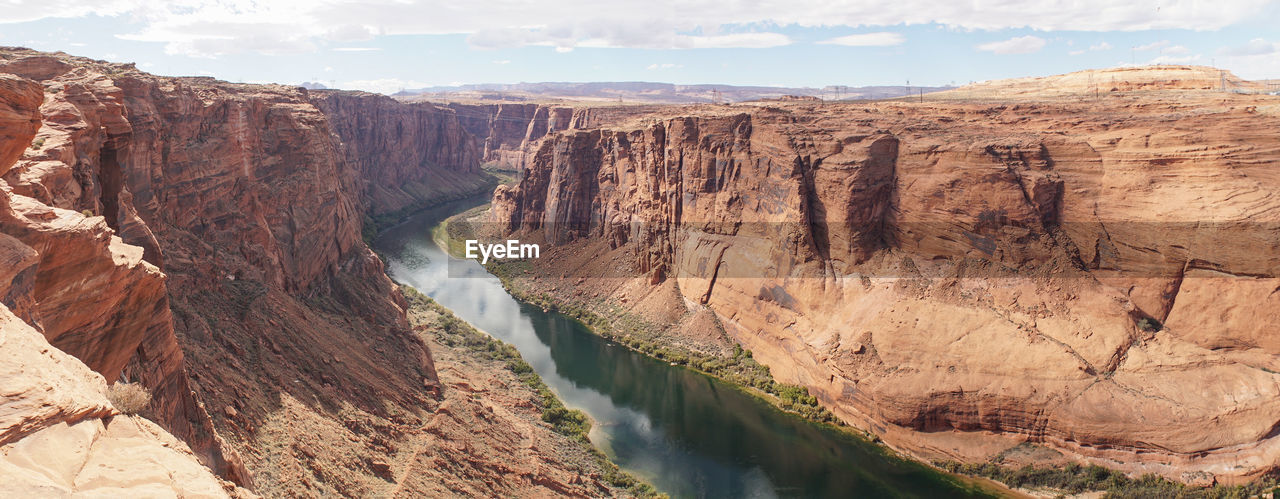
<box><xmin>2</xmin><ymin>67</ymin><xmax>249</xmax><ymax>495</ymax></box>
<box><xmin>491</xmin><ymin>79</ymin><xmax>1280</xmax><ymax>483</ymax></box>
<box><xmin>447</xmin><ymin>103</ymin><xmax>544</xmax><ymax>169</ymax></box>
<box><xmin>0</xmin><ymin>303</ymin><xmax>245</xmax><ymax>497</ymax></box>
<box><xmin>0</xmin><ymin>47</ymin><xmax>489</xmax><ymax>494</ymax></box>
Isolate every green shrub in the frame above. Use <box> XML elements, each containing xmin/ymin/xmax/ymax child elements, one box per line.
<box><xmin>937</xmin><ymin>460</ymin><xmax>1278</xmax><ymax>497</ymax></box>
<box><xmin>542</xmin><ymin>406</ymin><xmax>591</xmax><ymax>436</ymax></box>
<box><xmin>487</xmin><ymin>265</ymin><xmax>843</xmax><ymax>426</ymax></box>
<box><xmin>402</xmin><ymin>288</ymin><xmax>661</xmax><ymax>496</ymax></box>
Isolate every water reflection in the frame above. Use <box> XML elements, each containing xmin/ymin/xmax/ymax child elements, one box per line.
<box><xmin>374</xmin><ymin>197</ymin><xmax>992</xmax><ymax>499</ymax></box>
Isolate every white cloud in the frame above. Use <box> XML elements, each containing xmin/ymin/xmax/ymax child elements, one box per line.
<box><xmin>1134</xmin><ymin>40</ymin><xmax>1170</xmax><ymax>51</ymax></box>
<box><xmin>977</xmin><ymin>35</ymin><xmax>1046</xmax><ymax>55</ymax></box>
<box><xmin>1069</xmin><ymin>49</ymin><xmax>1086</xmax><ymax>55</ymax></box>
<box><xmin>817</xmin><ymin>32</ymin><xmax>905</xmax><ymax>47</ymax></box>
<box><xmin>646</xmin><ymin>63</ymin><xmax>684</xmax><ymax>70</ymax></box>
<box><xmin>0</xmin><ymin>0</ymin><xmax>143</xmax><ymax>24</ymax></box>
<box><xmin>535</xmin><ymin>32</ymin><xmax>791</xmax><ymax>50</ymax></box>
<box><xmin>332</xmin><ymin>47</ymin><xmax>381</xmax><ymax>52</ymax></box>
<box><xmin>1162</xmin><ymin>44</ymin><xmax>1189</xmax><ymax>55</ymax></box>
<box><xmin>1219</xmin><ymin>38</ymin><xmax>1277</xmax><ymax>57</ymax></box>
<box><xmin>1216</xmin><ymin>39</ymin><xmax>1280</xmax><ymax>79</ymax></box>
<box><xmin>1089</xmin><ymin>41</ymin><xmax>1112</xmax><ymax>51</ymax></box>
<box><xmin>492</xmin><ymin>59</ymin><xmax>511</xmax><ymax>64</ymax></box>
<box><xmin>340</xmin><ymin>78</ymin><xmax>427</xmax><ymax>94</ymax></box>
<box><xmin>0</xmin><ymin>0</ymin><xmax>1271</xmax><ymax>57</ymax></box>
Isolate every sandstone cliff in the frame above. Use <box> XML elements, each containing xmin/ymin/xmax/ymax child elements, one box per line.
<box><xmin>0</xmin><ymin>48</ymin><xmax>435</xmax><ymax>492</ymax></box>
<box><xmin>0</xmin><ymin>304</ymin><xmax>246</xmax><ymax>497</ymax></box>
<box><xmin>443</xmin><ymin>102</ymin><xmax>658</xmax><ymax>169</ymax></box>
<box><xmin>490</xmin><ymin>78</ymin><xmax>1280</xmax><ymax>483</ymax></box>
<box><xmin>1</xmin><ymin>46</ymin><xmax>634</xmax><ymax>496</ymax></box>
<box><xmin>0</xmin><ymin>68</ymin><xmax>245</xmax><ymax>496</ymax></box>
<box><xmin>313</xmin><ymin>92</ymin><xmax>489</xmax><ymax>216</ymax></box>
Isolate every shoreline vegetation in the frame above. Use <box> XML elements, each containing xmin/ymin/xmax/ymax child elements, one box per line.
<box><xmin>364</xmin><ymin>181</ymin><xmax>661</xmax><ymax>497</ymax></box>
<box><xmin>400</xmin><ymin>287</ymin><xmax>661</xmax><ymax>497</ymax></box>
<box><xmin>937</xmin><ymin>461</ymin><xmax>1278</xmax><ymax>498</ymax></box>
<box><xmin>435</xmin><ymin>209</ymin><xmax>1001</xmax><ymax>497</ymax></box>
<box><xmin>436</xmin><ymin>206</ymin><xmax>1280</xmax><ymax>499</ymax></box>
<box><xmin>360</xmin><ymin>166</ymin><xmax>514</xmax><ymax>244</ymax></box>
<box><xmin>436</xmin><ymin>206</ymin><xmax>848</xmax><ymax>427</ymax></box>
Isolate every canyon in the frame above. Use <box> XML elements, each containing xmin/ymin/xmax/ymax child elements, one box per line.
<box><xmin>2</xmin><ymin>45</ymin><xmax>1278</xmax><ymax>497</ymax></box>
<box><xmin>0</xmin><ymin>48</ymin><xmax>624</xmax><ymax>496</ymax></box>
<box><xmin>487</xmin><ymin>66</ymin><xmax>1280</xmax><ymax>486</ymax></box>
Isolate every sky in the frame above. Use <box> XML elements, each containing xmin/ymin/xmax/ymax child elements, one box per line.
<box><xmin>1</xmin><ymin>0</ymin><xmax>1278</xmax><ymax>94</ymax></box>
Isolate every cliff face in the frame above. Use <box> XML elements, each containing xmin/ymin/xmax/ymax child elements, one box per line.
<box><xmin>447</xmin><ymin>103</ymin><xmax>541</xmax><ymax>169</ymax></box>
<box><xmin>0</xmin><ymin>48</ymin><xmax>491</xmax><ymax>494</ymax></box>
<box><xmin>444</xmin><ymin>102</ymin><xmax>641</xmax><ymax>169</ymax></box>
<box><xmin>0</xmin><ymin>69</ymin><xmax>244</xmax><ymax>496</ymax></box>
<box><xmin>492</xmin><ymin>92</ymin><xmax>1280</xmax><ymax>483</ymax></box>
<box><xmin>313</xmin><ymin>92</ymin><xmax>487</xmax><ymax>215</ymax></box>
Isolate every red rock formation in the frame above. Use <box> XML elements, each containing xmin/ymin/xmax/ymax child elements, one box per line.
<box><xmin>491</xmin><ymin>84</ymin><xmax>1280</xmax><ymax>483</ymax></box>
<box><xmin>0</xmin><ymin>304</ymin><xmax>248</xmax><ymax>497</ymax></box>
<box><xmin>0</xmin><ymin>47</ymin><xmax>486</xmax><ymax>493</ymax></box>
<box><xmin>312</xmin><ymin>91</ymin><xmax>486</xmax><ymax>216</ymax></box>
<box><xmin>0</xmin><ymin>67</ymin><xmax>248</xmax><ymax>496</ymax></box>
<box><xmin>447</xmin><ymin>103</ymin><xmax>541</xmax><ymax>169</ymax></box>
<box><xmin>0</xmin><ymin>74</ymin><xmax>41</xmax><ymax>174</ymax></box>
<box><xmin>443</xmin><ymin>102</ymin><xmax>644</xmax><ymax>169</ymax></box>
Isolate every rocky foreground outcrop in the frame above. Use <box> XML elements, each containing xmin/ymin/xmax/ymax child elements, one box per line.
<box><xmin>491</xmin><ymin>70</ymin><xmax>1280</xmax><ymax>484</ymax></box>
<box><xmin>0</xmin><ymin>305</ymin><xmax>244</xmax><ymax>496</ymax></box>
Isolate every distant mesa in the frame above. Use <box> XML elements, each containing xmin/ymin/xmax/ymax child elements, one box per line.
<box><xmin>394</xmin><ymin>81</ymin><xmax>955</xmax><ymax>104</ymax></box>
<box><xmin>300</xmin><ymin>81</ymin><xmax>329</xmax><ymax>90</ymax></box>
<box><xmin>941</xmin><ymin>64</ymin><xmax>1275</xmax><ymax>98</ymax></box>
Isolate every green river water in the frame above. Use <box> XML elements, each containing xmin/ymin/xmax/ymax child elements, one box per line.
<box><xmin>373</xmin><ymin>196</ymin><xmax>997</xmax><ymax>499</ymax></box>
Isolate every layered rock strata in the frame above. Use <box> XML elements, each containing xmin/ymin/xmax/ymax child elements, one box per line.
<box><xmin>0</xmin><ymin>67</ymin><xmax>245</xmax><ymax>496</ymax></box>
<box><xmin>491</xmin><ymin>82</ymin><xmax>1280</xmax><ymax>483</ymax></box>
<box><xmin>444</xmin><ymin>102</ymin><xmax>662</xmax><ymax>169</ymax></box>
<box><xmin>313</xmin><ymin>92</ymin><xmax>489</xmax><ymax>215</ymax></box>
<box><xmin>0</xmin><ymin>47</ymin><xmax>519</xmax><ymax>495</ymax></box>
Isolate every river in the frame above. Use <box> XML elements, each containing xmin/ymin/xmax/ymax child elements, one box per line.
<box><xmin>373</xmin><ymin>195</ymin><xmax>996</xmax><ymax>498</ymax></box>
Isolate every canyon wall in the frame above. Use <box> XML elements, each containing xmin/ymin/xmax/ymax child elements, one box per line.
<box><xmin>491</xmin><ymin>91</ymin><xmax>1280</xmax><ymax>483</ymax></box>
<box><xmin>0</xmin><ymin>70</ymin><xmax>245</xmax><ymax>496</ymax></box>
<box><xmin>313</xmin><ymin>92</ymin><xmax>488</xmax><ymax>215</ymax></box>
<box><xmin>444</xmin><ymin>102</ymin><xmax>657</xmax><ymax>169</ymax></box>
<box><xmin>0</xmin><ymin>47</ymin><xmax>490</xmax><ymax>494</ymax></box>
<box><xmin>447</xmin><ymin>103</ymin><xmax>544</xmax><ymax>169</ymax></box>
